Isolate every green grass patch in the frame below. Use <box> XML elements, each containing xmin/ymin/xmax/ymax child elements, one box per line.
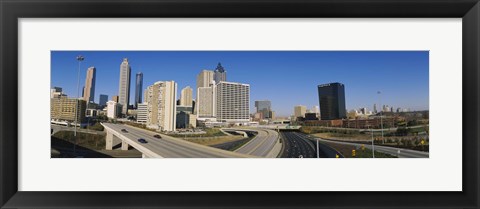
<box><xmin>53</xmin><ymin>131</ymin><xmax>105</xmax><ymax>150</ymax></box>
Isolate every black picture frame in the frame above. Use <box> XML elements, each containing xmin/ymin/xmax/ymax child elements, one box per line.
<box><xmin>1</xmin><ymin>0</ymin><xmax>479</xmax><ymax>208</ymax></box>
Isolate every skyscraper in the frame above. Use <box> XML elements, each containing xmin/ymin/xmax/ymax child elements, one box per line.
<box><xmin>196</xmin><ymin>70</ymin><xmax>215</xmax><ymax>115</ymax></box>
<box><xmin>145</xmin><ymin>81</ymin><xmax>177</xmax><ymax>131</ymax></box>
<box><xmin>118</xmin><ymin>58</ymin><xmax>131</xmax><ymax>115</ymax></box>
<box><xmin>255</xmin><ymin>100</ymin><xmax>271</xmax><ymax>119</ymax></box>
<box><xmin>214</xmin><ymin>62</ymin><xmax>226</xmax><ymax>84</ymax></box>
<box><xmin>294</xmin><ymin>105</ymin><xmax>307</xmax><ymax>119</ymax></box>
<box><xmin>216</xmin><ymin>81</ymin><xmax>250</xmax><ymax>123</ymax></box>
<box><xmin>197</xmin><ymin>86</ymin><xmax>216</xmax><ymax>119</ymax></box>
<box><xmin>196</xmin><ymin>70</ymin><xmax>215</xmax><ymax>90</ymax></box>
<box><xmin>99</xmin><ymin>94</ymin><xmax>108</xmax><ymax>107</ymax></box>
<box><xmin>83</xmin><ymin>67</ymin><xmax>96</xmax><ymax>102</ymax></box>
<box><xmin>135</xmin><ymin>72</ymin><xmax>143</xmax><ymax>108</ymax></box>
<box><xmin>180</xmin><ymin>86</ymin><xmax>193</xmax><ymax>107</ymax></box>
<box><xmin>317</xmin><ymin>82</ymin><xmax>346</xmax><ymax>120</ymax></box>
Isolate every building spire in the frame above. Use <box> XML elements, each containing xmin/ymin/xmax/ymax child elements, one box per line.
<box><xmin>215</xmin><ymin>62</ymin><xmax>225</xmax><ymax>72</ymax></box>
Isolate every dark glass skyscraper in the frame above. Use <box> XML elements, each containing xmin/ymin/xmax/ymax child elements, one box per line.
<box><xmin>135</xmin><ymin>72</ymin><xmax>143</xmax><ymax>108</ymax></box>
<box><xmin>317</xmin><ymin>82</ymin><xmax>346</xmax><ymax>120</ymax></box>
<box><xmin>214</xmin><ymin>63</ymin><xmax>226</xmax><ymax>84</ymax></box>
<box><xmin>99</xmin><ymin>94</ymin><xmax>108</xmax><ymax>107</ymax></box>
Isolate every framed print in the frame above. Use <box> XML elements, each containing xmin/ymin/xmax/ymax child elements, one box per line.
<box><xmin>1</xmin><ymin>0</ymin><xmax>479</xmax><ymax>208</ymax></box>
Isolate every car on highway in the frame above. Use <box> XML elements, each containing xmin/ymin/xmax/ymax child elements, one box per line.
<box><xmin>121</xmin><ymin>129</ymin><xmax>128</xmax><ymax>133</ymax></box>
<box><xmin>137</xmin><ymin>138</ymin><xmax>148</xmax><ymax>144</ymax></box>
<box><xmin>153</xmin><ymin>134</ymin><xmax>162</xmax><ymax>139</ymax></box>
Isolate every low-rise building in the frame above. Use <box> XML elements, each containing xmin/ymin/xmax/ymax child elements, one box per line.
<box><xmin>106</xmin><ymin>100</ymin><xmax>122</xmax><ymax>119</ymax></box>
<box><xmin>51</xmin><ymin>97</ymin><xmax>86</xmax><ymax>123</ymax></box>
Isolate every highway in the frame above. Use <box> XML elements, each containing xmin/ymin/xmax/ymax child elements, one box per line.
<box><xmin>316</xmin><ymin>138</ymin><xmax>429</xmax><ymax>158</ymax></box>
<box><xmin>225</xmin><ymin>128</ymin><xmax>279</xmax><ymax>157</ymax></box>
<box><xmin>279</xmin><ymin>132</ymin><xmax>317</xmax><ymax>158</ymax></box>
<box><xmin>102</xmin><ymin>123</ymin><xmax>252</xmax><ymax>158</ymax></box>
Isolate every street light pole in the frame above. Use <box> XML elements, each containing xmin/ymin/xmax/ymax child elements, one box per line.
<box><xmin>377</xmin><ymin>91</ymin><xmax>384</xmax><ymax>144</ymax></box>
<box><xmin>369</xmin><ymin>125</ymin><xmax>375</xmax><ymax>158</ymax></box>
<box><xmin>74</xmin><ymin>55</ymin><xmax>84</xmax><ymax>154</ymax></box>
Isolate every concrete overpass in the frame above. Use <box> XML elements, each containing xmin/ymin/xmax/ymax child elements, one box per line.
<box><xmin>51</xmin><ymin>124</ymin><xmax>104</xmax><ymax>135</ymax></box>
<box><xmin>222</xmin><ymin>128</ymin><xmax>281</xmax><ymax>157</ymax></box>
<box><xmin>101</xmin><ymin>123</ymin><xmax>253</xmax><ymax>158</ymax></box>
<box><xmin>255</xmin><ymin>124</ymin><xmax>301</xmax><ymax>131</ymax></box>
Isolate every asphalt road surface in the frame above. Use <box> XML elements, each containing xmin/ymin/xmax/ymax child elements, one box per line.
<box><xmin>103</xmin><ymin>123</ymin><xmax>251</xmax><ymax>158</ymax></box>
<box><xmin>316</xmin><ymin>138</ymin><xmax>429</xmax><ymax>158</ymax></box>
<box><xmin>229</xmin><ymin>128</ymin><xmax>279</xmax><ymax>157</ymax></box>
<box><xmin>280</xmin><ymin>132</ymin><xmax>317</xmax><ymax>158</ymax></box>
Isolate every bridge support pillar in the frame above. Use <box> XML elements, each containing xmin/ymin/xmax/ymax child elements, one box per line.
<box><xmin>121</xmin><ymin>140</ymin><xmax>129</xmax><ymax>150</ymax></box>
<box><xmin>106</xmin><ymin>131</ymin><xmax>113</xmax><ymax>150</ymax></box>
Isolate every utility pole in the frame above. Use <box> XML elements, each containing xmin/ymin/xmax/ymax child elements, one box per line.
<box><xmin>316</xmin><ymin>138</ymin><xmax>319</xmax><ymax>158</ymax></box>
<box><xmin>378</xmin><ymin>91</ymin><xmax>385</xmax><ymax>144</ymax></box>
<box><xmin>369</xmin><ymin>125</ymin><xmax>375</xmax><ymax>158</ymax></box>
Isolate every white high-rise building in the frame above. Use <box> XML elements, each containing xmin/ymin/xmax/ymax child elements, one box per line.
<box><xmin>180</xmin><ymin>86</ymin><xmax>193</xmax><ymax>107</ymax></box>
<box><xmin>106</xmin><ymin>100</ymin><xmax>122</xmax><ymax>119</ymax></box>
<box><xmin>216</xmin><ymin>81</ymin><xmax>250</xmax><ymax>123</ymax></box>
<box><xmin>197</xmin><ymin>86</ymin><xmax>216</xmax><ymax>120</ymax></box>
<box><xmin>145</xmin><ymin>81</ymin><xmax>177</xmax><ymax>132</ymax></box>
<box><xmin>118</xmin><ymin>58</ymin><xmax>131</xmax><ymax>115</ymax></box>
<box><xmin>136</xmin><ymin>103</ymin><xmax>148</xmax><ymax>124</ymax></box>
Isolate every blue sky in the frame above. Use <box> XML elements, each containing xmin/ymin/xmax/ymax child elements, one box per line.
<box><xmin>51</xmin><ymin>51</ymin><xmax>429</xmax><ymax>117</ymax></box>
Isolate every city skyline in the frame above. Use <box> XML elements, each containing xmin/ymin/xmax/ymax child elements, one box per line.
<box><xmin>51</xmin><ymin>51</ymin><xmax>429</xmax><ymax>117</ymax></box>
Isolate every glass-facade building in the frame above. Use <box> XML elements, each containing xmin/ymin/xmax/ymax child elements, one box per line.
<box><xmin>317</xmin><ymin>82</ymin><xmax>346</xmax><ymax>120</ymax></box>
<box><xmin>135</xmin><ymin>72</ymin><xmax>143</xmax><ymax>108</ymax></box>
<box><xmin>255</xmin><ymin>100</ymin><xmax>271</xmax><ymax>119</ymax></box>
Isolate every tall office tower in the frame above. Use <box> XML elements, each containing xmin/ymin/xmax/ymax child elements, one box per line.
<box><xmin>50</xmin><ymin>97</ymin><xmax>87</xmax><ymax>122</ymax></box>
<box><xmin>294</xmin><ymin>105</ymin><xmax>307</xmax><ymax>119</ymax></box>
<box><xmin>112</xmin><ymin>95</ymin><xmax>119</xmax><ymax>103</ymax></box>
<box><xmin>214</xmin><ymin>62</ymin><xmax>226</xmax><ymax>84</ymax></box>
<box><xmin>180</xmin><ymin>86</ymin><xmax>193</xmax><ymax>107</ymax></box>
<box><xmin>83</xmin><ymin>67</ymin><xmax>96</xmax><ymax>102</ymax></box>
<box><xmin>145</xmin><ymin>81</ymin><xmax>177</xmax><ymax>131</ymax></box>
<box><xmin>134</xmin><ymin>72</ymin><xmax>143</xmax><ymax>108</ymax></box>
<box><xmin>197</xmin><ymin>86</ymin><xmax>216</xmax><ymax>119</ymax></box>
<box><xmin>216</xmin><ymin>81</ymin><xmax>250</xmax><ymax>123</ymax></box>
<box><xmin>317</xmin><ymin>82</ymin><xmax>346</xmax><ymax>120</ymax></box>
<box><xmin>196</xmin><ymin>70</ymin><xmax>215</xmax><ymax>90</ymax></box>
<box><xmin>99</xmin><ymin>94</ymin><xmax>108</xmax><ymax>107</ymax></box>
<box><xmin>196</xmin><ymin>70</ymin><xmax>215</xmax><ymax>115</ymax></box>
<box><xmin>373</xmin><ymin>104</ymin><xmax>377</xmax><ymax>113</ymax></box>
<box><xmin>255</xmin><ymin>100</ymin><xmax>271</xmax><ymax>119</ymax></box>
<box><xmin>118</xmin><ymin>58</ymin><xmax>131</xmax><ymax>115</ymax></box>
